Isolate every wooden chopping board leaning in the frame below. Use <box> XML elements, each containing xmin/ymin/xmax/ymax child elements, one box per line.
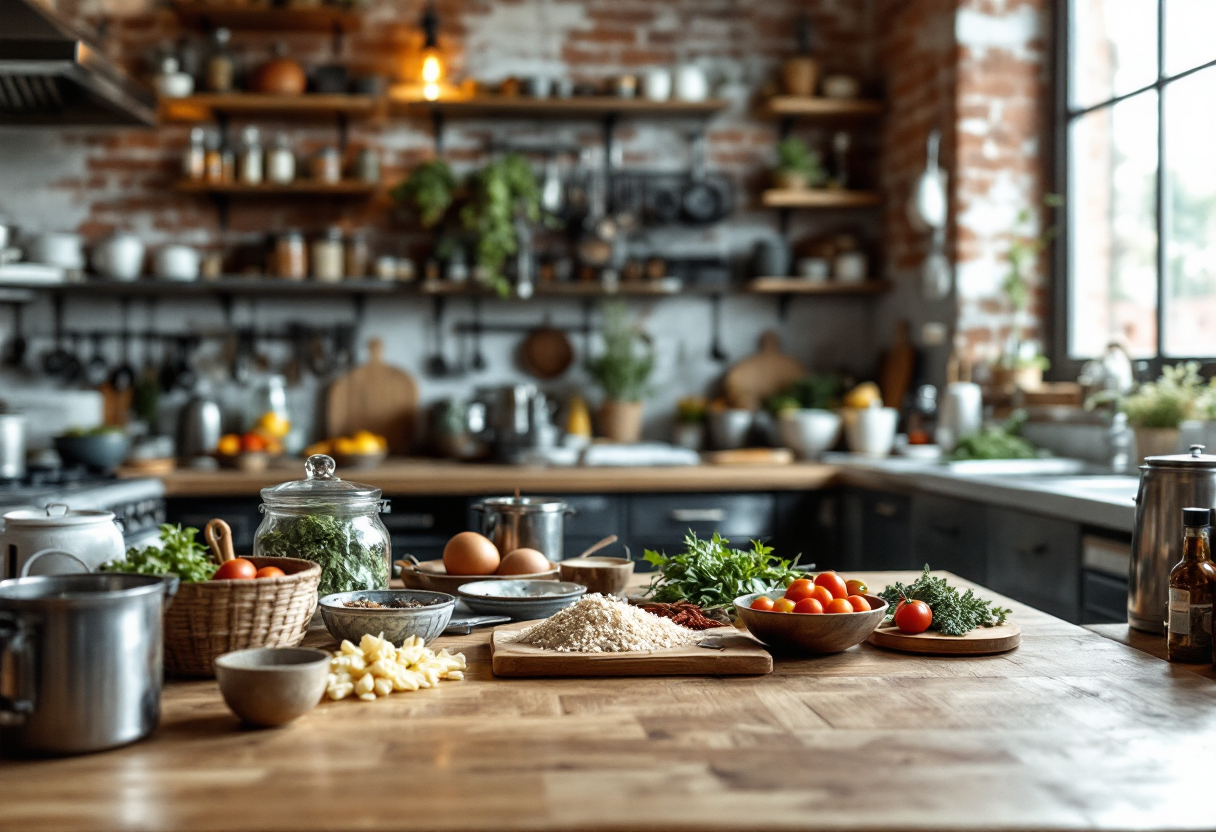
<box><xmin>722</xmin><ymin>330</ymin><xmax>806</xmax><ymax>410</ymax></box>
<box><xmin>326</xmin><ymin>338</ymin><xmax>418</xmax><ymax>455</ymax></box>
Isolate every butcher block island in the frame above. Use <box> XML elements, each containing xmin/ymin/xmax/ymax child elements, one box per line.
<box><xmin>2</xmin><ymin>573</ymin><xmax>1213</xmax><ymax>832</ymax></box>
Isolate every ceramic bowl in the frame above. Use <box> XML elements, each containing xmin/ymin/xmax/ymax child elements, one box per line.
<box><xmin>213</xmin><ymin>647</ymin><xmax>330</xmax><ymax>727</ymax></box>
<box><xmin>558</xmin><ymin>557</ymin><xmax>634</xmax><ymax>596</ymax></box>
<box><xmin>457</xmin><ymin>580</ymin><xmax>586</xmax><ymax>621</ymax></box>
<box><xmin>397</xmin><ymin>558</ymin><xmax>559</xmax><ymax>594</ymax></box>
<box><xmin>54</xmin><ymin>432</ymin><xmax>130</xmax><ymax>473</ymax></box>
<box><xmin>777</xmin><ymin>409</ymin><xmax>843</xmax><ymax>459</ymax></box>
<box><xmin>734</xmin><ymin>592</ymin><xmax>888</xmax><ymax>654</ymax></box>
<box><xmin>318</xmin><ymin>590</ymin><xmax>455</xmax><ymax>646</ymax></box>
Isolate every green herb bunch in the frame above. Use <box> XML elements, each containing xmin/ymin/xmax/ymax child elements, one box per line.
<box><xmin>643</xmin><ymin>531</ymin><xmax>802</xmax><ymax>610</ymax></box>
<box><xmin>392</xmin><ymin>159</ymin><xmax>457</xmax><ymax>229</ymax></box>
<box><xmin>767</xmin><ymin>373</ymin><xmax>842</xmax><ymax>414</ymax></box>
<box><xmin>585</xmin><ymin>301</ymin><xmax>655</xmax><ymax>403</ymax></box>
<box><xmin>1121</xmin><ymin>361</ymin><xmax>1204</xmax><ymax>429</ymax></box>
<box><xmin>256</xmin><ymin>513</ymin><xmax>387</xmax><ymax>597</ymax></box>
<box><xmin>776</xmin><ymin>137</ymin><xmax>825</xmax><ymax>185</ymax></box>
<box><xmin>460</xmin><ymin>153</ymin><xmax>543</xmax><ymax>296</ymax></box>
<box><xmin>100</xmin><ymin>524</ymin><xmax>217</xmax><ymax>583</ymax></box>
<box><xmin>878</xmin><ymin>566</ymin><xmax>1011</xmax><ymax>636</ymax></box>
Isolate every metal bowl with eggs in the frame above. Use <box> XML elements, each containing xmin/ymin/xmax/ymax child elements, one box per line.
<box><xmin>397</xmin><ymin>530</ymin><xmax>562</xmax><ymax>594</ymax></box>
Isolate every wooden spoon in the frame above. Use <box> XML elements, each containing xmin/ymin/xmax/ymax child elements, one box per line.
<box><xmin>576</xmin><ymin>535</ymin><xmax>619</xmax><ymax>559</ymax></box>
<box><xmin>204</xmin><ymin>518</ymin><xmax>235</xmax><ymax>564</ymax></box>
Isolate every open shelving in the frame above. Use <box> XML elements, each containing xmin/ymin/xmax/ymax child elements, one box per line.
<box><xmin>159</xmin><ymin>93</ymin><xmax>383</xmax><ymax>123</ymax></box>
<box><xmin>393</xmin><ymin>94</ymin><xmax>729</xmax><ymax>121</ymax></box>
<box><xmin>761</xmin><ymin>96</ymin><xmax>884</xmax><ymax>119</ymax></box>
<box><xmin>746</xmin><ymin>278</ymin><xmax>890</xmax><ymax>295</ymax></box>
<box><xmin>174</xmin><ymin>180</ymin><xmax>379</xmax><ymax>198</ymax></box>
<box><xmin>761</xmin><ymin>189</ymin><xmax>883</xmax><ymax>209</ymax></box>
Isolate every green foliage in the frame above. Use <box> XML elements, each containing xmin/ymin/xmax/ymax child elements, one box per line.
<box><xmin>257</xmin><ymin>513</ymin><xmax>388</xmax><ymax>597</ymax></box>
<box><xmin>460</xmin><ymin>153</ymin><xmax>543</xmax><ymax>297</ymax></box>
<box><xmin>392</xmin><ymin>159</ymin><xmax>457</xmax><ymax>229</ymax></box>
<box><xmin>675</xmin><ymin>396</ymin><xmax>707</xmax><ymax>425</ymax></box>
<box><xmin>878</xmin><ymin>566</ymin><xmax>1011</xmax><ymax>636</ymax></box>
<box><xmin>643</xmin><ymin>531</ymin><xmax>803</xmax><ymax>610</ymax></box>
<box><xmin>584</xmin><ymin>301</ymin><xmax>655</xmax><ymax>402</ymax></box>
<box><xmin>1002</xmin><ymin>193</ymin><xmax>1064</xmax><ymax>312</ymax></box>
<box><xmin>1121</xmin><ymin>361</ymin><xmax>1204</xmax><ymax>428</ymax></box>
<box><xmin>775</xmin><ymin>137</ymin><xmax>825</xmax><ymax>185</ymax></box>
<box><xmin>767</xmin><ymin>373</ymin><xmax>842</xmax><ymax>413</ymax></box>
<box><xmin>948</xmin><ymin>426</ymin><xmax>1038</xmax><ymax>461</ymax></box>
<box><xmin>100</xmin><ymin>524</ymin><xmax>216</xmax><ymax>583</ymax></box>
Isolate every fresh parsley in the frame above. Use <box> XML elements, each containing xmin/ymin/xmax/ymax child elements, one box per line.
<box><xmin>100</xmin><ymin>523</ymin><xmax>217</xmax><ymax>583</ymax></box>
<box><xmin>643</xmin><ymin>531</ymin><xmax>802</xmax><ymax>610</ymax></box>
<box><xmin>878</xmin><ymin>566</ymin><xmax>1011</xmax><ymax>636</ymax></box>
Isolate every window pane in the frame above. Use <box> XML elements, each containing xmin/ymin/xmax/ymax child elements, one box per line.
<box><xmin>1165</xmin><ymin>0</ymin><xmax>1216</xmax><ymax>76</ymax></box>
<box><xmin>1163</xmin><ymin>67</ymin><xmax>1216</xmax><ymax>356</ymax></box>
<box><xmin>1071</xmin><ymin>0</ymin><xmax>1159</xmax><ymax>110</ymax></box>
<box><xmin>1069</xmin><ymin>92</ymin><xmax>1159</xmax><ymax>359</ymax></box>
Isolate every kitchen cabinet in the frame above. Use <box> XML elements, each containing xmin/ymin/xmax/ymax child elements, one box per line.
<box><xmin>774</xmin><ymin>491</ymin><xmax>839</xmax><ymax>570</ymax></box>
<box><xmin>840</xmin><ymin>488</ymin><xmax>913</xmax><ymax>571</ymax></box>
<box><xmin>627</xmin><ymin>493</ymin><xmax>775</xmax><ymax>570</ymax></box>
<box><xmin>985</xmin><ymin>507</ymin><xmax>1081</xmax><ymax>622</ymax></box>
<box><xmin>1080</xmin><ymin>533</ymin><xmax>1132</xmax><ymax>623</ymax></box>
<box><xmin>557</xmin><ymin>494</ymin><xmax>626</xmax><ymax>562</ymax></box>
<box><xmin>910</xmin><ymin>493</ymin><xmax>988</xmax><ymax>584</ymax></box>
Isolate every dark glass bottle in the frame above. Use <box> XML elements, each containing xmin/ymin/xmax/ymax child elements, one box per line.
<box><xmin>1167</xmin><ymin>507</ymin><xmax>1216</xmax><ymax>663</ymax></box>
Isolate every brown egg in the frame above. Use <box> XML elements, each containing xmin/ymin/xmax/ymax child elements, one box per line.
<box><xmin>496</xmin><ymin>547</ymin><xmax>553</xmax><ymax>576</ymax></box>
<box><xmin>443</xmin><ymin>532</ymin><xmax>501</xmax><ymax>576</ymax></box>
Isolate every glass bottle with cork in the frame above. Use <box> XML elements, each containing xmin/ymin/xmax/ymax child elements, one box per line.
<box><xmin>1167</xmin><ymin>506</ymin><xmax>1216</xmax><ymax>663</ymax></box>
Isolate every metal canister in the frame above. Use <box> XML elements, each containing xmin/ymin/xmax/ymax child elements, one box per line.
<box><xmin>0</xmin><ymin>572</ymin><xmax>177</xmax><ymax>756</ymax></box>
<box><xmin>0</xmin><ymin>413</ymin><xmax>25</xmax><ymax>480</ymax></box>
<box><xmin>1129</xmin><ymin>444</ymin><xmax>1216</xmax><ymax>632</ymax></box>
<box><xmin>473</xmin><ymin>496</ymin><xmax>572</xmax><ymax>561</ymax></box>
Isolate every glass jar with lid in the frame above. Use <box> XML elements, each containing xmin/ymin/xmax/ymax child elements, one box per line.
<box><xmin>253</xmin><ymin>454</ymin><xmax>391</xmax><ymax>597</ymax></box>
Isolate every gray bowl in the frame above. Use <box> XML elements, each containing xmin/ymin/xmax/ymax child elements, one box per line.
<box><xmin>54</xmin><ymin>432</ymin><xmax>130</xmax><ymax>473</ymax></box>
<box><xmin>214</xmin><ymin>647</ymin><xmax>330</xmax><ymax>727</ymax></box>
<box><xmin>319</xmin><ymin>589</ymin><xmax>455</xmax><ymax>646</ymax></box>
<box><xmin>457</xmin><ymin>579</ymin><xmax>586</xmax><ymax>621</ymax></box>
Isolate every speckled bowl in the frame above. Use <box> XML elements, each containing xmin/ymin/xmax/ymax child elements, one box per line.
<box><xmin>318</xmin><ymin>590</ymin><xmax>455</xmax><ymax>646</ymax></box>
<box><xmin>734</xmin><ymin>591</ymin><xmax>888</xmax><ymax>654</ymax></box>
<box><xmin>214</xmin><ymin>647</ymin><xmax>330</xmax><ymax>728</ymax></box>
<box><xmin>457</xmin><ymin>580</ymin><xmax>586</xmax><ymax>621</ymax></box>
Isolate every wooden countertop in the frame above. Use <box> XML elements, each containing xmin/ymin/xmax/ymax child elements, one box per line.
<box><xmin>127</xmin><ymin>458</ymin><xmax>840</xmax><ymax>497</ymax></box>
<box><xmin>1086</xmin><ymin>622</ymin><xmax>1216</xmax><ymax>680</ymax></box>
<box><xmin>5</xmin><ymin>572</ymin><xmax>1216</xmax><ymax>832</ymax></box>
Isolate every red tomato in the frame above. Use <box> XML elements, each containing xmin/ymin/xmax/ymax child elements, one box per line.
<box><xmin>893</xmin><ymin>598</ymin><xmax>933</xmax><ymax>634</ymax></box>
<box><xmin>772</xmin><ymin>598</ymin><xmax>797</xmax><ymax>613</ymax></box>
<box><xmin>845</xmin><ymin>579</ymin><xmax>868</xmax><ymax>596</ymax></box>
<box><xmin>824</xmin><ymin>598</ymin><xmax>854</xmax><ymax>614</ymax></box>
<box><xmin>255</xmin><ymin>566</ymin><xmax>285</xmax><ymax>579</ymax></box>
<box><xmin>240</xmin><ymin>432</ymin><xmax>266</xmax><ymax>453</ymax></box>
<box><xmin>793</xmin><ymin>598</ymin><xmax>824</xmax><ymax>614</ymax></box>
<box><xmin>808</xmin><ymin>585</ymin><xmax>835</xmax><ymax>607</ymax></box>
<box><xmin>784</xmin><ymin>578</ymin><xmax>815</xmax><ymax>602</ymax></box>
<box><xmin>813</xmin><ymin>571</ymin><xmax>849</xmax><ymax>599</ymax></box>
<box><xmin>846</xmin><ymin>594</ymin><xmax>871</xmax><ymax>612</ymax></box>
<box><xmin>750</xmin><ymin>596</ymin><xmax>775</xmax><ymax>612</ymax></box>
<box><xmin>213</xmin><ymin>558</ymin><xmax>257</xmax><ymax>580</ymax></box>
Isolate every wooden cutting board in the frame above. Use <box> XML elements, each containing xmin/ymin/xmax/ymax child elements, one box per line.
<box><xmin>878</xmin><ymin>319</ymin><xmax>916</xmax><ymax>409</ymax></box>
<box><xmin>703</xmin><ymin>448</ymin><xmax>794</xmax><ymax>465</ymax></box>
<box><xmin>867</xmin><ymin>622</ymin><xmax>1021</xmax><ymax>655</ymax></box>
<box><xmin>490</xmin><ymin>627</ymin><xmax>772</xmax><ymax>677</ymax></box>
<box><xmin>326</xmin><ymin>338</ymin><xmax>418</xmax><ymax>454</ymax></box>
<box><xmin>723</xmin><ymin>331</ymin><xmax>805</xmax><ymax>410</ymax></box>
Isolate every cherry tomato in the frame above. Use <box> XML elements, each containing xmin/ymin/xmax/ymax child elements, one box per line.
<box><xmin>845</xmin><ymin>579</ymin><xmax>868</xmax><ymax>596</ymax></box>
<box><xmin>750</xmin><ymin>596</ymin><xmax>775</xmax><ymax>611</ymax></box>
<box><xmin>824</xmin><ymin>598</ymin><xmax>854</xmax><ymax>614</ymax></box>
<box><xmin>893</xmin><ymin>598</ymin><xmax>933</xmax><ymax>634</ymax></box>
<box><xmin>240</xmin><ymin>432</ymin><xmax>266</xmax><ymax>454</ymax></box>
<box><xmin>814</xmin><ymin>571</ymin><xmax>849</xmax><ymax>600</ymax></box>
<box><xmin>213</xmin><ymin>558</ymin><xmax>257</xmax><ymax>580</ymax></box>
<box><xmin>255</xmin><ymin>566</ymin><xmax>285</xmax><ymax>579</ymax></box>
<box><xmin>772</xmin><ymin>598</ymin><xmax>797</xmax><ymax>613</ymax></box>
<box><xmin>846</xmin><ymin>594</ymin><xmax>871</xmax><ymax>612</ymax></box>
<box><xmin>793</xmin><ymin>598</ymin><xmax>824</xmax><ymax>614</ymax></box>
<box><xmin>809</xmin><ymin>585</ymin><xmax>835</xmax><ymax>607</ymax></box>
<box><xmin>784</xmin><ymin>578</ymin><xmax>815</xmax><ymax>602</ymax></box>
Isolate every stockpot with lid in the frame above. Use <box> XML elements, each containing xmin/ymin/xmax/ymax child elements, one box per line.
<box><xmin>472</xmin><ymin>496</ymin><xmax>572</xmax><ymax>561</ymax></box>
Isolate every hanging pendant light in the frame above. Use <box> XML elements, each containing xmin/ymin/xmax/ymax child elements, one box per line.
<box><xmin>420</xmin><ymin>2</ymin><xmax>443</xmax><ymax>101</ymax></box>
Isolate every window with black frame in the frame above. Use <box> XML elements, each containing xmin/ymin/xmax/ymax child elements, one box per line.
<box><xmin>1064</xmin><ymin>0</ymin><xmax>1216</xmax><ymax>363</ymax></box>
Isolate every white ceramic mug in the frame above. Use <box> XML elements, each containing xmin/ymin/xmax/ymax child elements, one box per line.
<box><xmin>643</xmin><ymin>68</ymin><xmax>672</xmax><ymax>102</ymax></box>
<box><xmin>845</xmin><ymin>406</ymin><xmax>900</xmax><ymax>458</ymax></box>
<box><xmin>674</xmin><ymin>64</ymin><xmax>709</xmax><ymax>102</ymax></box>
<box><xmin>155</xmin><ymin>244</ymin><xmax>200</xmax><ymax>281</ymax></box>
<box><xmin>834</xmin><ymin>250</ymin><xmax>868</xmax><ymax>283</ymax></box>
<box><xmin>31</xmin><ymin>233</ymin><xmax>85</xmax><ymax>271</ymax></box>
<box><xmin>92</xmin><ymin>234</ymin><xmax>145</xmax><ymax>281</ymax></box>
<box><xmin>936</xmin><ymin>382</ymin><xmax>983</xmax><ymax>452</ymax></box>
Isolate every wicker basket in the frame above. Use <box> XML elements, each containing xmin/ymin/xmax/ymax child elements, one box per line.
<box><xmin>163</xmin><ymin>555</ymin><xmax>322</xmax><ymax>678</ymax></box>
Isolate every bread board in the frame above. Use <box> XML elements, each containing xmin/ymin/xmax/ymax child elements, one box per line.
<box><xmin>490</xmin><ymin>626</ymin><xmax>772</xmax><ymax>677</ymax></box>
<box><xmin>867</xmin><ymin>622</ymin><xmax>1021</xmax><ymax>655</ymax></box>
<box><xmin>326</xmin><ymin>338</ymin><xmax>418</xmax><ymax>455</ymax></box>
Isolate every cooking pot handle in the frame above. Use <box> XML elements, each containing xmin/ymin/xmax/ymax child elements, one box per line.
<box><xmin>0</xmin><ymin>613</ymin><xmax>36</xmax><ymax>726</ymax></box>
<box><xmin>20</xmin><ymin>548</ymin><xmax>91</xmax><ymax>578</ymax></box>
<box><xmin>162</xmin><ymin>575</ymin><xmax>180</xmax><ymax>602</ymax></box>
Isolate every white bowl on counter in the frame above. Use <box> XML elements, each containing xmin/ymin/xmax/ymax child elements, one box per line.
<box><xmin>777</xmin><ymin>409</ymin><xmax>842</xmax><ymax>460</ymax></box>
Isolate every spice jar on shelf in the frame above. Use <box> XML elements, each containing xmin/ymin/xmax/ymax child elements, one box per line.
<box><xmin>204</xmin><ymin>130</ymin><xmax>224</xmax><ymax>183</ymax></box>
<box><xmin>310</xmin><ymin>147</ymin><xmax>342</xmax><ymax>184</ymax></box>
<box><xmin>311</xmin><ymin>227</ymin><xmax>344</xmax><ymax>282</ymax></box>
<box><xmin>274</xmin><ymin>229</ymin><xmax>307</xmax><ymax>280</ymax></box>
<box><xmin>238</xmin><ymin>126</ymin><xmax>263</xmax><ymax>186</ymax></box>
<box><xmin>345</xmin><ymin>231</ymin><xmax>369</xmax><ymax>279</ymax></box>
<box><xmin>204</xmin><ymin>27</ymin><xmax>235</xmax><ymax>93</ymax></box>
<box><xmin>253</xmin><ymin>454</ymin><xmax>392</xmax><ymax>597</ymax></box>
<box><xmin>267</xmin><ymin>133</ymin><xmax>295</xmax><ymax>185</ymax></box>
<box><xmin>183</xmin><ymin>126</ymin><xmax>206</xmax><ymax>181</ymax></box>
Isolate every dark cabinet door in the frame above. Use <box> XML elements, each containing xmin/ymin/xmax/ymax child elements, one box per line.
<box><xmin>910</xmin><ymin>493</ymin><xmax>988</xmax><ymax>584</ymax></box>
<box><xmin>775</xmin><ymin>491</ymin><xmax>840</xmax><ymax>571</ymax></box>
<box><xmin>840</xmin><ymin>488</ymin><xmax>913</xmax><ymax>571</ymax></box>
<box><xmin>561</xmin><ymin>494</ymin><xmax>627</xmax><ymax>562</ymax></box>
<box><xmin>985</xmin><ymin>507</ymin><xmax>1080</xmax><ymax>622</ymax></box>
<box><xmin>628</xmin><ymin>493</ymin><xmax>775</xmax><ymax>570</ymax></box>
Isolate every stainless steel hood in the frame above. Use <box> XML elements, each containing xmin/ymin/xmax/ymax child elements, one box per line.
<box><xmin>0</xmin><ymin>0</ymin><xmax>156</xmax><ymax>126</ymax></box>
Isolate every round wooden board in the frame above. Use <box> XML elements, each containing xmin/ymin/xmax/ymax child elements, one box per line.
<box><xmin>867</xmin><ymin>622</ymin><xmax>1021</xmax><ymax>655</ymax></box>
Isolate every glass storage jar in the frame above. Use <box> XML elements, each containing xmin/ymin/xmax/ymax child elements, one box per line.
<box><xmin>253</xmin><ymin>454</ymin><xmax>391</xmax><ymax>597</ymax></box>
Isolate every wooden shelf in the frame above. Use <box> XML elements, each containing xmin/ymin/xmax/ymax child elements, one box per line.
<box><xmin>10</xmin><ymin>279</ymin><xmax>402</xmax><ymax>297</ymax></box>
<box><xmin>761</xmin><ymin>188</ymin><xmax>882</xmax><ymax>209</ymax></box>
<box><xmin>762</xmin><ymin>96</ymin><xmax>884</xmax><ymax>119</ymax></box>
<box><xmin>392</xmin><ymin>94</ymin><xmax>729</xmax><ymax>120</ymax></box>
<box><xmin>174</xmin><ymin>180</ymin><xmax>378</xmax><ymax>197</ymax></box>
<box><xmin>418</xmin><ymin>279</ymin><xmax>692</xmax><ymax>298</ymax></box>
<box><xmin>747</xmin><ymin>278</ymin><xmax>891</xmax><ymax>295</ymax></box>
<box><xmin>171</xmin><ymin>2</ymin><xmax>361</xmax><ymax>32</ymax></box>
<box><xmin>159</xmin><ymin>93</ymin><xmax>382</xmax><ymax>123</ymax></box>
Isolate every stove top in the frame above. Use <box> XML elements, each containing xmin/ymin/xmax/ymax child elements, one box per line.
<box><xmin>0</xmin><ymin>468</ymin><xmax>167</xmax><ymax>544</ymax></box>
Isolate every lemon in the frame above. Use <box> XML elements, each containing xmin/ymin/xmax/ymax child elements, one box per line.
<box><xmin>565</xmin><ymin>396</ymin><xmax>592</xmax><ymax>438</ymax></box>
<box><xmin>257</xmin><ymin>411</ymin><xmax>291</xmax><ymax>439</ymax></box>
<box><xmin>844</xmin><ymin>382</ymin><xmax>882</xmax><ymax>409</ymax></box>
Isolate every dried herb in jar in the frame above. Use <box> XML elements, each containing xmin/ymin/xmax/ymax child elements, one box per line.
<box><xmin>257</xmin><ymin>514</ymin><xmax>387</xmax><ymax>597</ymax></box>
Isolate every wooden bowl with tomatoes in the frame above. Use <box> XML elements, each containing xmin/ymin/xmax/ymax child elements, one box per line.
<box><xmin>734</xmin><ymin>572</ymin><xmax>888</xmax><ymax>654</ymax></box>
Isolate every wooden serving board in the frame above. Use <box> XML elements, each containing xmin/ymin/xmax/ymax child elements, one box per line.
<box><xmin>722</xmin><ymin>331</ymin><xmax>805</xmax><ymax>410</ymax></box>
<box><xmin>490</xmin><ymin>626</ymin><xmax>772</xmax><ymax>677</ymax></box>
<box><xmin>326</xmin><ymin>338</ymin><xmax>418</xmax><ymax>455</ymax></box>
<box><xmin>867</xmin><ymin>622</ymin><xmax>1021</xmax><ymax>655</ymax></box>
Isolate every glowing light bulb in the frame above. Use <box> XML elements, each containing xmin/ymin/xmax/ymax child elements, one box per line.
<box><xmin>421</xmin><ymin>53</ymin><xmax>442</xmax><ymax>84</ymax></box>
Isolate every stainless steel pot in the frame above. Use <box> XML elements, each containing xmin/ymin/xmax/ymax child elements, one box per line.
<box><xmin>0</xmin><ymin>571</ymin><xmax>177</xmax><ymax>756</ymax></box>
<box><xmin>0</xmin><ymin>412</ymin><xmax>26</xmax><ymax>480</ymax></box>
<box><xmin>473</xmin><ymin>496</ymin><xmax>571</xmax><ymax>561</ymax></box>
<box><xmin>1129</xmin><ymin>444</ymin><xmax>1216</xmax><ymax>632</ymax></box>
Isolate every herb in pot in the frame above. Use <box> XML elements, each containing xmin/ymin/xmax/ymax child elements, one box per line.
<box><xmin>643</xmin><ymin>531</ymin><xmax>802</xmax><ymax>611</ymax></box>
<box><xmin>392</xmin><ymin>159</ymin><xmax>457</xmax><ymax>229</ymax></box>
<box><xmin>100</xmin><ymin>523</ymin><xmax>217</xmax><ymax>582</ymax></box>
<box><xmin>256</xmin><ymin>513</ymin><xmax>387</xmax><ymax>597</ymax></box>
<box><xmin>877</xmin><ymin>566</ymin><xmax>1011</xmax><ymax>636</ymax></box>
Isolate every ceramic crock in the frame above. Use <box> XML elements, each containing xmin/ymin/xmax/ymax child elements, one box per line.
<box><xmin>0</xmin><ymin>504</ymin><xmax>125</xmax><ymax>579</ymax></box>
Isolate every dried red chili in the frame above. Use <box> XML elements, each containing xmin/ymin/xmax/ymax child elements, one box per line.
<box><xmin>637</xmin><ymin>601</ymin><xmax>726</xmax><ymax>630</ymax></box>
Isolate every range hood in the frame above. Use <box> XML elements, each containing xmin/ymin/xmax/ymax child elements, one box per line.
<box><xmin>0</xmin><ymin>0</ymin><xmax>156</xmax><ymax>126</ymax></box>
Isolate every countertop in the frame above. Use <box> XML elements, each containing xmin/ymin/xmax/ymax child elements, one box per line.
<box><xmin>5</xmin><ymin>572</ymin><xmax>1214</xmax><ymax>832</ymax></box>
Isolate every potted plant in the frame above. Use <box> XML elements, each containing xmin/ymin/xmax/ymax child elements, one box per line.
<box><xmin>672</xmin><ymin>396</ymin><xmax>707</xmax><ymax>451</ymax></box>
<box><xmin>585</xmin><ymin>302</ymin><xmax>655</xmax><ymax>443</ymax></box>
<box><xmin>391</xmin><ymin>159</ymin><xmax>457</xmax><ymax>229</ymax></box>
<box><xmin>772</xmin><ymin>137</ymin><xmax>825</xmax><ymax>191</ymax></box>
<box><xmin>1119</xmin><ymin>362</ymin><xmax>1204</xmax><ymax>460</ymax></box>
<box><xmin>768</xmin><ymin>374</ymin><xmax>843</xmax><ymax>460</ymax></box>
<box><xmin>994</xmin><ymin>194</ymin><xmax>1063</xmax><ymax>390</ymax></box>
<box><xmin>460</xmin><ymin>153</ymin><xmax>545</xmax><ymax>298</ymax></box>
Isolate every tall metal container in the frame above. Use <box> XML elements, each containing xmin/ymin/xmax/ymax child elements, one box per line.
<box><xmin>1129</xmin><ymin>445</ymin><xmax>1216</xmax><ymax>632</ymax></box>
<box><xmin>473</xmin><ymin>496</ymin><xmax>571</xmax><ymax>561</ymax></box>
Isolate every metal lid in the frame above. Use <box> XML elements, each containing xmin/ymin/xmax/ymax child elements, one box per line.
<box><xmin>1145</xmin><ymin>444</ymin><xmax>1216</xmax><ymax>469</ymax></box>
<box><xmin>477</xmin><ymin>496</ymin><xmax>568</xmax><ymax>514</ymax></box>
<box><xmin>2</xmin><ymin>504</ymin><xmax>115</xmax><ymax>526</ymax></box>
<box><xmin>259</xmin><ymin>454</ymin><xmax>381</xmax><ymax>508</ymax></box>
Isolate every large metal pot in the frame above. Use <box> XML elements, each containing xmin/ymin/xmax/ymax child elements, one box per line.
<box><xmin>473</xmin><ymin>496</ymin><xmax>571</xmax><ymax>561</ymax></box>
<box><xmin>0</xmin><ymin>571</ymin><xmax>177</xmax><ymax>756</ymax></box>
<box><xmin>1129</xmin><ymin>444</ymin><xmax>1216</xmax><ymax>632</ymax></box>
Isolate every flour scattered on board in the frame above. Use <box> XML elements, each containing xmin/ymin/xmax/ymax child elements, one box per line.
<box><xmin>505</xmin><ymin>594</ymin><xmax>703</xmax><ymax>653</ymax></box>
